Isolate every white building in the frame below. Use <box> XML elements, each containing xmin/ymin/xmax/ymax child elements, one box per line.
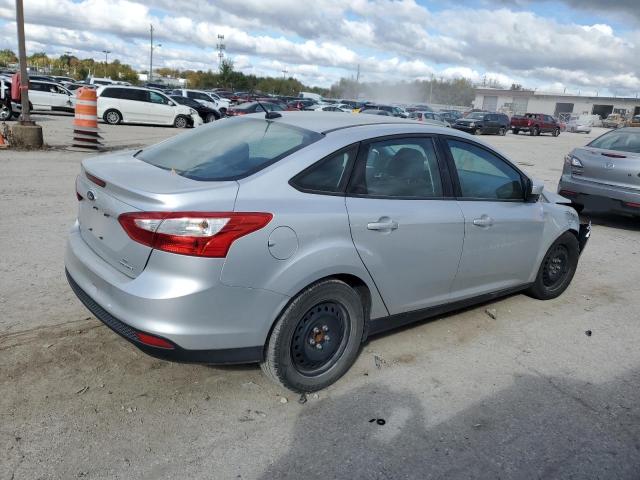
<box><xmin>474</xmin><ymin>88</ymin><xmax>640</xmax><ymax>119</ymax></box>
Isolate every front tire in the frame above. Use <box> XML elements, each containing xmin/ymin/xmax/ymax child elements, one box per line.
<box><xmin>0</xmin><ymin>103</ymin><xmax>12</xmax><ymax>121</ymax></box>
<box><xmin>174</xmin><ymin>115</ymin><xmax>189</xmax><ymax>128</ymax></box>
<box><xmin>499</xmin><ymin>126</ymin><xmax>506</xmax><ymax>136</ymax></box>
<box><xmin>205</xmin><ymin>112</ymin><xmax>218</xmax><ymax>123</ymax></box>
<box><xmin>552</xmin><ymin>127</ymin><xmax>560</xmax><ymax>137</ymax></box>
<box><xmin>513</xmin><ymin>128</ymin><xmax>520</xmax><ymax>135</ymax></box>
<box><xmin>526</xmin><ymin>232</ymin><xmax>579</xmax><ymax>300</ymax></box>
<box><xmin>261</xmin><ymin>279</ymin><xmax>365</xmax><ymax>392</ymax></box>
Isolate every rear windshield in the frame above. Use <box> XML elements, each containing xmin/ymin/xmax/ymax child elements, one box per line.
<box><xmin>136</xmin><ymin>118</ymin><xmax>322</xmax><ymax>181</ymax></box>
<box><xmin>589</xmin><ymin>130</ymin><xmax>640</xmax><ymax>154</ymax></box>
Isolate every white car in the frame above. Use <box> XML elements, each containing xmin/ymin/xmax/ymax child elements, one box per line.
<box><xmin>313</xmin><ymin>105</ymin><xmax>350</xmax><ymax>112</ymax></box>
<box><xmin>97</xmin><ymin>86</ymin><xmax>202</xmax><ymax>128</ymax></box>
<box><xmin>29</xmin><ymin>80</ymin><xmax>75</xmax><ymax>112</ymax></box>
<box><xmin>173</xmin><ymin>89</ymin><xmax>229</xmax><ymax>115</ymax></box>
<box><xmin>566</xmin><ymin>116</ymin><xmax>592</xmax><ymax>134</ymax></box>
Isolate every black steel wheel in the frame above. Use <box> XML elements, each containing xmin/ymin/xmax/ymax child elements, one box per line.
<box><xmin>290</xmin><ymin>302</ymin><xmax>349</xmax><ymax>376</ymax></box>
<box><xmin>526</xmin><ymin>232</ymin><xmax>579</xmax><ymax>300</ymax></box>
<box><xmin>261</xmin><ymin>279</ymin><xmax>365</xmax><ymax>392</ymax></box>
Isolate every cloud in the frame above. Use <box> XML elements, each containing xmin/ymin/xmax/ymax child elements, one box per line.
<box><xmin>0</xmin><ymin>0</ymin><xmax>637</xmax><ymax>94</ymax></box>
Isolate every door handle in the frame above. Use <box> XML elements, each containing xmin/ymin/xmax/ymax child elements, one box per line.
<box><xmin>367</xmin><ymin>219</ymin><xmax>399</xmax><ymax>231</ymax></box>
<box><xmin>473</xmin><ymin>215</ymin><xmax>494</xmax><ymax>227</ymax></box>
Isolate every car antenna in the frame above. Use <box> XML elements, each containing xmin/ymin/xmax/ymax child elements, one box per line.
<box><xmin>255</xmin><ymin>97</ymin><xmax>282</xmax><ymax>120</ymax></box>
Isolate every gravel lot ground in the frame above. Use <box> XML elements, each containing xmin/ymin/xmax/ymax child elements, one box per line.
<box><xmin>1</xmin><ymin>115</ymin><xmax>639</xmax><ymax>480</ymax></box>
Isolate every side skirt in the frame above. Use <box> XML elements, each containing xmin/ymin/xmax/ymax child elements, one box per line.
<box><xmin>366</xmin><ymin>284</ymin><xmax>533</xmax><ymax>337</ymax></box>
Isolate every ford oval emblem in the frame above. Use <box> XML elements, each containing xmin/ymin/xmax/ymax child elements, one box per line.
<box><xmin>87</xmin><ymin>190</ymin><xmax>96</xmax><ymax>201</ymax></box>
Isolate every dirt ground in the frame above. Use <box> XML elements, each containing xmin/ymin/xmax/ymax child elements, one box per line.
<box><xmin>1</xmin><ymin>115</ymin><xmax>639</xmax><ymax>479</ymax></box>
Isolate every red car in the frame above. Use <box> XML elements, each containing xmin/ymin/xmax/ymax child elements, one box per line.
<box><xmin>511</xmin><ymin>113</ymin><xmax>561</xmax><ymax>136</ymax></box>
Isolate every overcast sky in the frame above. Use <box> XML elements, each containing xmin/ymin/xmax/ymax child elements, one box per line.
<box><xmin>0</xmin><ymin>0</ymin><xmax>638</xmax><ymax>95</ymax></box>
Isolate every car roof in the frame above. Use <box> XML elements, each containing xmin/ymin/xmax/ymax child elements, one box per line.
<box><xmin>243</xmin><ymin>111</ymin><xmax>427</xmax><ymax>133</ymax></box>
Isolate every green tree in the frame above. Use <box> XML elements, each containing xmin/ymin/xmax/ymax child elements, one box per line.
<box><xmin>0</xmin><ymin>49</ymin><xmax>17</xmax><ymax>66</ymax></box>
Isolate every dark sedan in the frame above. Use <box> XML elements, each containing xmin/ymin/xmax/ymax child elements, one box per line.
<box><xmin>228</xmin><ymin>102</ymin><xmax>284</xmax><ymax>116</ymax></box>
<box><xmin>170</xmin><ymin>95</ymin><xmax>221</xmax><ymax>123</ymax></box>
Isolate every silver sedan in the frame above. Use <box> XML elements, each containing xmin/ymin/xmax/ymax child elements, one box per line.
<box><xmin>559</xmin><ymin>127</ymin><xmax>640</xmax><ymax>217</ymax></box>
<box><xmin>65</xmin><ymin>112</ymin><xmax>590</xmax><ymax>392</ymax></box>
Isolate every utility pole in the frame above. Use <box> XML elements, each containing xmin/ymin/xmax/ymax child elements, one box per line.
<box><xmin>15</xmin><ymin>0</ymin><xmax>30</xmax><ymax>124</ymax></box>
<box><xmin>13</xmin><ymin>0</ymin><xmax>43</xmax><ymax>147</ymax></box>
<box><xmin>216</xmin><ymin>34</ymin><xmax>225</xmax><ymax>66</ymax></box>
<box><xmin>102</xmin><ymin>49</ymin><xmax>111</xmax><ymax>77</ymax></box>
<box><xmin>429</xmin><ymin>74</ymin><xmax>434</xmax><ymax>104</ymax></box>
<box><xmin>149</xmin><ymin>24</ymin><xmax>153</xmax><ymax>82</ymax></box>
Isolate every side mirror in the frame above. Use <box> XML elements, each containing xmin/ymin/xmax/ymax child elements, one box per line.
<box><xmin>526</xmin><ymin>178</ymin><xmax>544</xmax><ymax>202</ymax></box>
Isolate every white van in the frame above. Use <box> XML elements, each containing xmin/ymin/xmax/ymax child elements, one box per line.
<box><xmin>97</xmin><ymin>86</ymin><xmax>202</xmax><ymax>128</ymax></box>
<box><xmin>172</xmin><ymin>89</ymin><xmax>230</xmax><ymax>115</ymax></box>
<box><xmin>29</xmin><ymin>80</ymin><xmax>75</xmax><ymax>112</ymax></box>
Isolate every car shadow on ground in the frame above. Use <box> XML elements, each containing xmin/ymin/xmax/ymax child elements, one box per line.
<box><xmin>582</xmin><ymin>211</ymin><xmax>640</xmax><ymax>232</ymax></box>
<box><xmin>258</xmin><ymin>369</ymin><xmax>640</xmax><ymax>479</ymax></box>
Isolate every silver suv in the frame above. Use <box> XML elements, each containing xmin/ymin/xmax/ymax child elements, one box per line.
<box><xmin>65</xmin><ymin>112</ymin><xmax>590</xmax><ymax>392</ymax></box>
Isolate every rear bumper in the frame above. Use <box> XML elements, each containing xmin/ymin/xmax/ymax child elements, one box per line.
<box><xmin>64</xmin><ymin>223</ymin><xmax>289</xmax><ymax>362</ymax></box>
<box><xmin>558</xmin><ymin>175</ymin><xmax>640</xmax><ymax>216</ymax></box>
<box><xmin>66</xmin><ymin>270</ymin><xmax>263</xmax><ymax>364</ymax></box>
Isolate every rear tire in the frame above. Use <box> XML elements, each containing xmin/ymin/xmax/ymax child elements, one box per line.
<box><xmin>174</xmin><ymin>115</ymin><xmax>189</xmax><ymax>128</ymax></box>
<box><xmin>499</xmin><ymin>126</ymin><xmax>506</xmax><ymax>136</ymax></box>
<box><xmin>261</xmin><ymin>279</ymin><xmax>365</xmax><ymax>393</ymax></box>
<box><xmin>103</xmin><ymin>109</ymin><xmax>122</xmax><ymax>125</ymax></box>
<box><xmin>513</xmin><ymin>128</ymin><xmax>519</xmax><ymax>135</ymax></box>
<box><xmin>526</xmin><ymin>232</ymin><xmax>579</xmax><ymax>300</ymax></box>
<box><xmin>552</xmin><ymin>127</ymin><xmax>560</xmax><ymax>137</ymax></box>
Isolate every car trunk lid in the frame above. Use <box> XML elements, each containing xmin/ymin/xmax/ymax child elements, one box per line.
<box><xmin>572</xmin><ymin>146</ymin><xmax>640</xmax><ymax>191</ymax></box>
<box><xmin>77</xmin><ymin>151</ymin><xmax>238</xmax><ymax>278</ymax></box>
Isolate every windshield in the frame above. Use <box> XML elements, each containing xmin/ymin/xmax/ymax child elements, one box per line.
<box><xmin>589</xmin><ymin>130</ymin><xmax>640</xmax><ymax>154</ymax></box>
<box><xmin>137</xmin><ymin>118</ymin><xmax>322</xmax><ymax>181</ymax></box>
<box><xmin>466</xmin><ymin>112</ymin><xmax>485</xmax><ymax>120</ymax></box>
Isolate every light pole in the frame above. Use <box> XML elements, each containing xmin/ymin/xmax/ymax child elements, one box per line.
<box><xmin>282</xmin><ymin>68</ymin><xmax>288</xmax><ymax>80</ymax></box>
<box><xmin>149</xmin><ymin>24</ymin><xmax>154</xmax><ymax>82</ymax></box>
<box><xmin>13</xmin><ymin>0</ymin><xmax>43</xmax><ymax>147</ymax></box>
<box><xmin>102</xmin><ymin>49</ymin><xmax>111</xmax><ymax>77</ymax></box>
<box><xmin>216</xmin><ymin>34</ymin><xmax>225</xmax><ymax>66</ymax></box>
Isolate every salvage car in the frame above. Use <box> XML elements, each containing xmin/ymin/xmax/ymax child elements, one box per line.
<box><xmin>566</xmin><ymin>116</ymin><xmax>592</xmax><ymax>134</ymax></box>
<box><xmin>66</xmin><ymin>112</ymin><xmax>589</xmax><ymax>392</ymax></box>
<box><xmin>558</xmin><ymin>127</ymin><xmax>640</xmax><ymax>217</ymax></box>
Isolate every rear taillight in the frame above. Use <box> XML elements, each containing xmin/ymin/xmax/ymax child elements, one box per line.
<box><xmin>559</xmin><ymin>189</ymin><xmax>578</xmax><ymax>197</ymax></box>
<box><xmin>118</xmin><ymin>212</ymin><xmax>273</xmax><ymax>258</ymax></box>
<box><xmin>86</xmin><ymin>172</ymin><xmax>106</xmax><ymax>187</ymax></box>
<box><xmin>624</xmin><ymin>202</ymin><xmax>640</xmax><ymax>209</ymax></box>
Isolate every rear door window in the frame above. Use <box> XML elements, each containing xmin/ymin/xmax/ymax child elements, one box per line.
<box><xmin>136</xmin><ymin>118</ymin><xmax>322</xmax><ymax>181</ymax></box>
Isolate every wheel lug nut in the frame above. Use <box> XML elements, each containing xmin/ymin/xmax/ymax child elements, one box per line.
<box><xmin>324</xmin><ymin>335</ymin><xmax>330</xmax><ymax>342</ymax></box>
<box><xmin>322</xmin><ymin>325</ymin><xmax>329</xmax><ymax>332</ymax></box>
<box><xmin>313</xmin><ymin>327</ymin><xmax>320</xmax><ymax>334</ymax></box>
<box><xmin>315</xmin><ymin>344</ymin><xmax>323</xmax><ymax>350</ymax></box>
<box><xmin>309</xmin><ymin>339</ymin><xmax>316</xmax><ymax>345</ymax></box>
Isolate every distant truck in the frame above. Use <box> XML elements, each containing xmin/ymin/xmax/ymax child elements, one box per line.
<box><xmin>510</xmin><ymin>113</ymin><xmax>561</xmax><ymax>136</ymax></box>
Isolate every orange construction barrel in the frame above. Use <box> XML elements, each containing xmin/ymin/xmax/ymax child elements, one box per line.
<box><xmin>73</xmin><ymin>87</ymin><xmax>101</xmax><ymax>149</ymax></box>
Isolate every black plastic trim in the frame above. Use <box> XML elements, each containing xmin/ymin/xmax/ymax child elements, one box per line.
<box><xmin>367</xmin><ymin>284</ymin><xmax>532</xmax><ymax>337</ymax></box>
<box><xmin>66</xmin><ymin>270</ymin><xmax>263</xmax><ymax>364</ymax></box>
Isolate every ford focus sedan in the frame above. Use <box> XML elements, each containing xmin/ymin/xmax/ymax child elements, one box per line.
<box><xmin>66</xmin><ymin>112</ymin><xmax>589</xmax><ymax>392</ymax></box>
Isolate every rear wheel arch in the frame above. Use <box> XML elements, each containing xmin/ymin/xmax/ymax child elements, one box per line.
<box><xmin>262</xmin><ymin>273</ymin><xmax>373</xmax><ymax>357</ymax></box>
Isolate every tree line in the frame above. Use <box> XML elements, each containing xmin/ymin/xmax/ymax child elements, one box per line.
<box><xmin>0</xmin><ymin>50</ymin><xmax>476</xmax><ymax>105</ymax></box>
